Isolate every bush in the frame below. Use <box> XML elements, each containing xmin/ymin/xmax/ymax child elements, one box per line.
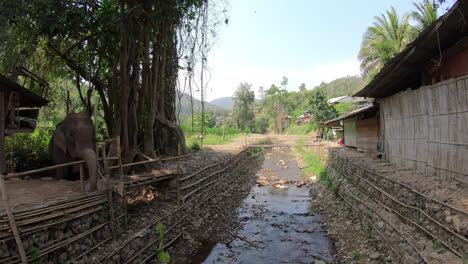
<box><xmin>5</xmin><ymin>129</ymin><xmax>53</xmax><ymax>173</ymax></box>
<box><xmin>190</xmin><ymin>141</ymin><xmax>200</xmax><ymax>151</ymax></box>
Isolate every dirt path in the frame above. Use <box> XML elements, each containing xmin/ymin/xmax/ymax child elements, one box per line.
<box><xmin>189</xmin><ymin>145</ymin><xmax>334</xmax><ymax>263</ymax></box>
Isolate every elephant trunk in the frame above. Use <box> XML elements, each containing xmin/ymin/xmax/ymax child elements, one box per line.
<box><xmin>79</xmin><ymin>148</ymin><xmax>98</xmax><ymax>191</ymax></box>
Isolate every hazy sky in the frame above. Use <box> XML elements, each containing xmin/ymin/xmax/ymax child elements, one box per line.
<box><xmin>202</xmin><ymin>0</ymin><xmax>455</xmax><ymax>101</ymax></box>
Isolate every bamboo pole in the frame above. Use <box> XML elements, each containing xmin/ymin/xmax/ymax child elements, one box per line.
<box><xmin>79</xmin><ymin>164</ymin><xmax>86</xmax><ymax>194</ymax></box>
<box><xmin>115</xmin><ymin>136</ymin><xmax>127</xmax><ymax>229</ymax></box>
<box><xmin>102</xmin><ymin>145</ymin><xmax>116</xmax><ymax>240</ymax></box>
<box><xmin>5</xmin><ymin>160</ymin><xmax>86</xmax><ymax>179</ymax></box>
<box><xmin>0</xmin><ymin>174</ymin><xmax>28</xmax><ymax>264</ymax></box>
<box><xmin>177</xmin><ymin>144</ymin><xmax>181</xmax><ymax>206</ymax></box>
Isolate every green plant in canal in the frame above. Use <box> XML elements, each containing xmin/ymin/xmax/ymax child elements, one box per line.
<box><xmin>30</xmin><ymin>233</ymin><xmax>43</xmax><ymax>263</ymax></box>
<box><xmin>433</xmin><ymin>241</ymin><xmax>442</xmax><ymax>250</ymax></box>
<box><xmin>353</xmin><ymin>251</ymin><xmax>361</xmax><ymax>260</ymax></box>
<box><xmin>156</xmin><ymin>222</ymin><xmax>170</xmax><ymax>263</ymax></box>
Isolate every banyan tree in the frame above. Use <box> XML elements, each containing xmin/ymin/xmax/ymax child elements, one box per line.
<box><xmin>0</xmin><ymin>0</ymin><xmax>223</xmax><ymax>163</ymax></box>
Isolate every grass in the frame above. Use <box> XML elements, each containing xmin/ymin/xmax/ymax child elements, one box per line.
<box><xmin>185</xmin><ymin>133</ymin><xmax>248</xmax><ymax>147</ymax></box>
<box><xmin>295</xmin><ymin>139</ymin><xmax>340</xmax><ymax>196</ymax></box>
<box><xmin>433</xmin><ymin>241</ymin><xmax>442</xmax><ymax>250</ymax></box>
<box><xmin>353</xmin><ymin>251</ymin><xmax>361</xmax><ymax>260</ymax></box>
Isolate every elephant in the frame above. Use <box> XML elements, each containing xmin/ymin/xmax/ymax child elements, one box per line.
<box><xmin>49</xmin><ymin>112</ymin><xmax>98</xmax><ymax>191</ymax></box>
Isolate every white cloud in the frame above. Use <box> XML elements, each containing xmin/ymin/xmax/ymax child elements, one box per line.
<box><xmin>200</xmin><ymin>59</ymin><xmax>361</xmax><ymax>101</ymax></box>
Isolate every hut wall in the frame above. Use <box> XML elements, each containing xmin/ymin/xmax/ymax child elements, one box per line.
<box><xmin>379</xmin><ymin>74</ymin><xmax>468</xmax><ymax>182</ymax></box>
<box><xmin>356</xmin><ymin>116</ymin><xmax>379</xmax><ymax>153</ymax></box>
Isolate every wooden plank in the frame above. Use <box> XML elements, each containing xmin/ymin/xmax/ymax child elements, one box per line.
<box><xmin>0</xmin><ymin>175</ymin><xmax>28</xmax><ymax>263</ymax></box>
<box><xmin>447</xmin><ymin>81</ymin><xmax>458</xmax><ymax>114</ymax></box>
<box><xmin>457</xmin><ymin>78</ymin><xmax>468</xmax><ymax>112</ymax></box>
<box><xmin>438</xmin><ymin>83</ymin><xmax>449</xmax><ymax>115</ymax></box>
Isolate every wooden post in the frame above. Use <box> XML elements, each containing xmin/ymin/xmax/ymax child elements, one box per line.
<box><xmin>79</xmin><ymin>164</ymin><xmax>86</xmax><ymax>194</ymax></box>
<box><xmin>101</xmin><ymin>145</ymin><xmax>116</xmax><ymax>240</ymax></box>
<box><xmin>116</xmin><ymin>136</ymin><xmax>127</xmax><ymax>229</ymax></box>
<box><xmin>0</xmin><ymin>174</ymin><xmax>28</xmax><ymax>264</ymax></box>
<box><xmin>222</xmin><ymin>120</ymin><xmax>226</xmax><ymax>140</ymax></box>
<box><xmin>176</xmin><ymin>144</ymin><xmax>181</xmax><ymax>206</ymax></box>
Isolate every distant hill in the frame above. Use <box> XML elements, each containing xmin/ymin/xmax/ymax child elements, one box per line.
<box><xmin>176</xmin><ymin>94</ymin><xmax>228</xmax><ymax>121</ymax></box>
<box><xmin>209</xmin><ymin>97</ymin><xmax>234</xmax><ymax>110</ymax></box>
<box><xmin>316</xmin><ymin>76</ymin><xmax>366</xmax><ymax>98</ymax></box>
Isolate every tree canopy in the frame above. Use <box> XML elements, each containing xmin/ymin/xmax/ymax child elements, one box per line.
<box><xmin>0</xmin><ymin>0</ymin><xmax>226</xmax><ymax>163</ymax></box>
<box><xmin>232</xmin><ymin>83</ymin><xmax>255</xmax><ymax>132</ymax></box>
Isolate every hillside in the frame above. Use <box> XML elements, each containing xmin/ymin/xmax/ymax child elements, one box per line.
<box><xmin>316</xmin><ymin>76</ymin><xmax>366</xmax><ymax>98</ymax></box>
<box><xmin>176</xmin><ymin>94</ymin><xmax>228</xmax><ymax>121</ymax></box>
<box><xmin>209</xmin><ymin>97</ymin><xmax>234</xmax><ymax>110</ymax></box>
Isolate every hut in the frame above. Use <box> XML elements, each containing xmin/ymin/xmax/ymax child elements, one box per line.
<box><xmin>325</xmin><ymin>104</ymin><xmax>380</xmax><ymax>153</ymax></box>
<box><xmin>355</xmin><ymin>0</ymin><xmax>468</xmax><ymax>183</ymax></box>
<box><xmin>0</xmin><ymin>73</ymin><xmax>49</xmax><ymax>173</ymax></box>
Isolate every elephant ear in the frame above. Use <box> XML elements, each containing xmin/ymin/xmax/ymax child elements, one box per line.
<box><xmin>54</xmin><ymin>126</ymin><xmax>67</xmax><ymax>154</ymax></box>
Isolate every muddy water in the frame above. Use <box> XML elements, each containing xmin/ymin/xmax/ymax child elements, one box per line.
<box><xmin>195</xmin><ymin>147</ymin><xmax>333</xmax><ymax>264</ymax></box>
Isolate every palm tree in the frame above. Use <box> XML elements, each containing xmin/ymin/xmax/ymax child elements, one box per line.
<box><xmin>411</xmin><ymin>0</ymin><xmax>439</xmax><ymax>40</ymax></box>
<box><xmin>412</xmin><ymin>0</ymin><xmax>438</xmax><ymax>29</ymax></box>
<box><xmin>358</xmin><ymin>7</ymin><xmax>412</xmax><ymax>79</ymax></box>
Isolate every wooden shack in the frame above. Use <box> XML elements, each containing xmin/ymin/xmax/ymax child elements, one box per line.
<box><xmin>355</xmin><ymin>0</ymin><xmax>468</xmax><ymax>183</ymax></box>
<box><xmin>0</xmin><ymin>73</ymin><xmax>49</xmax><ymax>173</ymax></box>
<box><xmin>325</xmin><ymin>104</ymin><xmax>380</xmax><ymax>153</ymax></box>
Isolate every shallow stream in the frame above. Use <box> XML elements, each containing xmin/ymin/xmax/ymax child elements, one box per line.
<box><xmin>193</xmin><ymin>147</ymin><xmax>334</xmax><ymax>263</ymax></box>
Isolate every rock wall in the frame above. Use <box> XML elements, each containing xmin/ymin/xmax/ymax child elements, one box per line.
<box><xmin>327</xmin><ymin>149</ymin><xmax>467</xmax><ymax>263</ymax></box>
<box><xmin>0</xmin><ymin>193</ymin><xmax>124</xmax><ymax>264</ymax></box>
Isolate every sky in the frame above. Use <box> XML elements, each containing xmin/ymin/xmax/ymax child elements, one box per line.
<box><xmin>201</xmin><ymin>0</ymin><xmax>455</xmax><ymax>101</ymax></box>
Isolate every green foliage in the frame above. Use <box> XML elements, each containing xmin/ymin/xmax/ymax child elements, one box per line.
<box><xmin>248</xmin><ymin>147</ymin><xmax>264</xmax><ymax>157</ymax></box>
<box><xmin>232</xmin><ymin>83</ymin><xmax>255</xmax><ymax>132</ymax></box>
<box><xmin>364</xmin><ymin>224</ymin><xmax>372</xmax><ymax>237</ymax></box>
<box><xmin>309</xmin><ymin>88</ymin><xmax>338</xmax><ymax>131</ymax></box>
<box><xmin>315</xmin><ymin>76</ymin><xmax>366</xmax><ymax>98</ymax></box>
<box><xmin>181</xmin><ymin>122</ymin><xmax>241</xmax><ymax>137</ymax></box>
<box><xmin>334</xmin><ymin>102</ymin><xmax>358</xmax><ymax>116</ymax></box>
<box><xmin>5</xmin><ymin>129</ymin><xmax>52</xmax><ymax>173</ymax></box>
<box><xmin>30</xmin><ymin>233</ymin><xmax>43</xmax><ymax>263</ymax></box>
<box><xmin>249</xmin><ymin>116</ymin><xmax>269</xmax><ymax>134</ymax></box>
<box><xmin>193</xmin><ymin>112</ymin><xmax>216</xmax><ymax>129</ymax></box>
<box><xmin>433</xmin><ymin>241</ymin><xmax>442</xmax><ymax>250</ymax></box>
<box><xmin>190</xmin><ymin>142</ymin><xmax>200</xmax><ymax>151</ymax></box>
<box><xmin>287</xmin><ymin>122</ymin><xmax>317</xmax><ymax>135</ymax></box>
<box><xmin>264</xmin><ymin>84</ymin><xmax>291</xmax><ymax>133</ymax></box>
<box><xmin>412</xmin><ymin>0</ymin><xmax>438</xmax><ymax>30</ymax></box>
<box><xmin>358</xmin><ymin>7</ymin><xmax>413</xmax><ymax>79</ymax></box>
<box><xmin>353</xmin><ymin>251</ymin><xmax>361</xmax><ymax>260</ymax></box>
<box><xmin>156</xmin><ymin>222</ymin><xmax>170</xmax><ymax>263</ymax></box>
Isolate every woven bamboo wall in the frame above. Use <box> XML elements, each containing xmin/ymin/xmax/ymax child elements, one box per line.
<box><xmin>379</xmin><ymin>74</ymin><xmax>468</xmax><ymax>182</ymax></box>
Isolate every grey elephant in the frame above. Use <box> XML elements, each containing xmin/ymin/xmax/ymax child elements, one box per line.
<box><xmin>49</xmin><ymin>112</ymin><xmax>98</xmax><ymax>191</ymax></box>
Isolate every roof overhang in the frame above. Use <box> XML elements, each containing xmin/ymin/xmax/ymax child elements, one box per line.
<box><xmin>325</xmin><ymin>104</ymin><xmax>376</xmax><ymax>128</ymax></box>
<box><xmin>0</xmin><ymin>74</ymin><xmax>49</xmax><ymax>107</ymax></box>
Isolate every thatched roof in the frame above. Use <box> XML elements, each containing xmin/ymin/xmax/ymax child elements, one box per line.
<box><xmin>355</xmin><ymin>0</ymin><xmax>468</xmax><ymax>99</ymax></box>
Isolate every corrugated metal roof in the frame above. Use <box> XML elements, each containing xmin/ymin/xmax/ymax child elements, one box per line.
<box><xmin>325</xmin><ymin>104</ymin><xmax>375</xmax><ymax>127</ymax></box>
<box><xmin>327</xmin><ymin>95</ymin><xmax>351</xmax><ymax>103</ymax></box>
<box><xmin>355</xmin><ymin>1</ymin><xmax>468</xmax><ymax>99</ymax></box>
